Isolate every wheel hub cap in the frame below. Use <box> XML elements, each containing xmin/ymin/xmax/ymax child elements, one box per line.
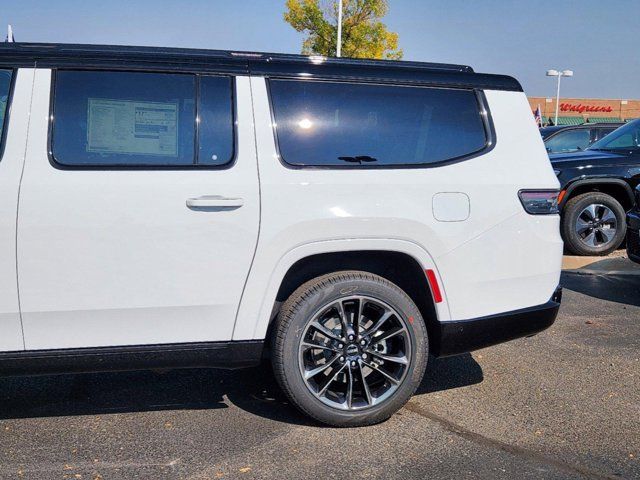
<box><xmin>345</xmin><ymin>344</ymin><xmax>359</xmax><ymax>356</ymax></box>
<box><xmin>575</xmin><ymin>203</ymin><xmax>617</xmax><ymax>248</ymax></box>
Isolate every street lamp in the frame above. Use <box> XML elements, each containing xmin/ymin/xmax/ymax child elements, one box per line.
<box><xmin>546</xmin><ymin>69</ymin><xmax>574</xmax><ymax>126</ymax></box>
<box><xmin>337</xmin><ymin>0</ymin><xmax>343</xmax><ymax>57</ymax></box>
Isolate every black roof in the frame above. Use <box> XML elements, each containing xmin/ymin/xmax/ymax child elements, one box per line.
<box><xmin>541</xmin><ymin>122</ymin><xmax>624</xmax><ymax>132</ymax></box>
<box><xmin>0</xmin><ymin>42</ymin><xmax>522</xmax><ymax>92</ymax></box>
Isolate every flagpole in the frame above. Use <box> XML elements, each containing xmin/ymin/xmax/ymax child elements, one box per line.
<box><xmin>336</xmin><ymin>0</ymin><xmax>343</xmax><ymax>57</ymax></box>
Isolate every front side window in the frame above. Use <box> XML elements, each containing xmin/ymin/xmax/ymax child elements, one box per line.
<box><xmin>269</xmin><ymin>79</ymin><xmax>488</xmax><ymax>167</ymax></box>
<box><xmin>544</xmin><ymin>128</ymin><xmax>591</xmax><ymax>153</ymax></box>
<box><xmin>51</xmin><ymin>71</ymin><xmax>234</xmax><ymax>167</ymax></box>
<box><xmin>0</xmin><ymin>69</ymin><xmax>12</xmax><ymax>147</ymax></box>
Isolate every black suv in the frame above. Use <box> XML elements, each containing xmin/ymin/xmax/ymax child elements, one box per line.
<box><xmin>551</xmin><ymin>119</ymin><xmax>640</xmax><ymax>256</ymax></box>
<box><xmin>541</xmin><ymin>123</ymin><xmax>623</xmax><ymax>154</ymax></box>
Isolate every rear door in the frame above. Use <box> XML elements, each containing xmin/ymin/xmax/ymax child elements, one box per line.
<box><xmin>17</xmin><ymin>69</ymin><xmax>259</xmax><ymax>350</ymax></box>
<box><xmin>0</xmin><ymin>68</ymin><xmax>31</xmax><ymax>352</ymax></box>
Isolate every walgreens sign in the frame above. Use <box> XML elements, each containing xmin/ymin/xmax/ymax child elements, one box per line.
<box><xmin>560</xmin><ymin>103</ymin><xmax>613</xmax><ymax>113</ymax></box>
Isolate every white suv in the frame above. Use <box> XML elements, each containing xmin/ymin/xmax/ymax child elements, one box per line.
<box><xmin>0</xmin><ymin>43</ymin><xmax>563</xmax><ymax>426</ymax></box>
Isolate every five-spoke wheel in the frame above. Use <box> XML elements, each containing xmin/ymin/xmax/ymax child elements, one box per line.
<box><xmin>562</xmin><ymin>192</ymin><xmax>626</xmax><ymax>256</ymax></box>
<box><xmin>575</xmin><ymin>204</ymin><xmax>617</xmax><ymax>249</ymax></box>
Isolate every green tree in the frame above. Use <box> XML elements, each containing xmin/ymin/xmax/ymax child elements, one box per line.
<box><xmin>284</xmin><ymin>0</ymin><xmax>402</xmax><ymax>59</ymax></box>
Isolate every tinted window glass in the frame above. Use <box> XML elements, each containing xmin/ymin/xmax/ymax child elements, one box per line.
<box><xmin>53</xmin><ymin>71</ymin><xmax>195</xmax><ymax>166</ymax></box>
<box><xmin>539</xmin><ymin>127</ymin><xmax>563</xmax><ymax>140</ymax></box>
<box><xmin>52</xmin><ymin>71</ymin><xmax>234</xmax><ymax>167</ymax></box>
<box><xmin>0</xmin><ymin>69</ymin><xmax>11</xmax><ymax>144</ymax></box>
<box><xmin>198</xmin><ymin>76</ymin><xmax>234</xmax><ymax>166</ymax></box>
<box><xmin>270</xmin><ymin>80</ymin><xmax>487</xmax><ymax>167</ymax></box>
<box><xmin>596</xmin><ymin>127</ymin><xmax>616</xmax><ymax>141</ymax></box>
<box><xmin>544</xmin><ymin>128</ymin><xmax>591</xmax><ymax>153</ymax></box>
<box><xmin>590</xmin><ymin>120</ymin><xmax>640</xmax><ymax>151</ymax></box>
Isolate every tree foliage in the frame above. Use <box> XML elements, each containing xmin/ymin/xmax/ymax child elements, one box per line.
<box><xmin>284</xmin><ymin>0</ymin><xmax>402</xmax><ymax>60</ymax></box>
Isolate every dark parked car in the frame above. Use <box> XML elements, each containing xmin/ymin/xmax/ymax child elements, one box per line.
<box><xmin>626</xmin><ymin>187</ymin><xmax>640</xmax><ymax>263</ymax></box>
<box><xmin>541</xmin><ymin>123</ymin><xmax>623</xmax><ymax>154</ymax></box>
<box><xmin>551</xmin><ymin>119</ymin><xmax>640</xmax><ymax>256</ymax></box>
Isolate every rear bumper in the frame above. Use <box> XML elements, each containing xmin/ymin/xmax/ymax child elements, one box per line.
<box><xmin>626</xmin><ymin>210</ymin><xmax>640</xmax><ymax>264</ymax></box>
<box><xmin>433</xmin><ymin>287</ymin><xmax>562</xmax><ymax>357</ymax></box>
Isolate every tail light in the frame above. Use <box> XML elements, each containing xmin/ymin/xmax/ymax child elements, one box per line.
<box><xmin>518</xmin><ymin>190</ymin><xmax>560</xmax><ymax>215</ymax></box>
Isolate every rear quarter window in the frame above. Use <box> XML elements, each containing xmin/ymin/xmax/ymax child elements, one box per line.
<box><xmin>269</xmin><ymin>79</ymin><xmax>489</xmax><ymax>168</ymax></box>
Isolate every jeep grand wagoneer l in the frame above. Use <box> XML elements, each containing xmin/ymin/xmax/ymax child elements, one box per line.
<box><xmin>0</xmin><ymin>43</ymin><xmax>562</xmax><ymax>426</ymax></box>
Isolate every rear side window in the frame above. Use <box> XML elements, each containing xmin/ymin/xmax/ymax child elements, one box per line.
<box><xmin>51</xmin><ymin>71</ymin><xmax>234</xmax><ymax>167</ymax></box>
<box><xmin>198</xmin><ymin>76</ymin><xmax>235</xmax><ymax>166</ymax></box>
<box><xmin>0</xmin><ymin>69</ymin><xmax>12</xmax><ymax>147</ymax></box>
<box><xmin>269</xmin><ymin>79</ymin><xmax>488</xmax><ymax>167</ymax></box>
<box><xmin>596</xmin><ymin>127</ymin><xmax>616</xmax><ymax>141</ymax></box>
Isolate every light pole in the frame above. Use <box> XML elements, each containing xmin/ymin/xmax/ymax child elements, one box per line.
<box><xmin>546</xmin><ymin>69</ymin><xmax>573</xmax><ymax>126</ymax></box>
<box><xmin>337</xmin><ymin>0</ymin><xmax>343</xmax><ymax>57</ymax></box>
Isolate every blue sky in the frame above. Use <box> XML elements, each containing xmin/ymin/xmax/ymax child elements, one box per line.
<box><xmin>1</xmin><ymin>0</ymin><xmax>637</xmax><ymax>98</ymax></box>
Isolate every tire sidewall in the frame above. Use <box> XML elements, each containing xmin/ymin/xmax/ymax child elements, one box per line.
<box><xmin>276</xmin><ymin>272</ymin><xmax>428</xmax><ymax>427</ymax></box>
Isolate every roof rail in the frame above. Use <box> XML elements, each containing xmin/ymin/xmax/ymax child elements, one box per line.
<box><xmin>0</xmin><ymin>42</ymin><xmax>523</xmax><ymax>92</ymax></box>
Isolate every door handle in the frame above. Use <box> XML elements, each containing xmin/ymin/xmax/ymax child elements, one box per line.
<box><xmin>186</xmin><ymin>195</ymin><xmax>244</xmax><ymax>210</ymax></box>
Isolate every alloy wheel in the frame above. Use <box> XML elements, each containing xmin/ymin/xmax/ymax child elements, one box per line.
<box><xmin>575</xmin><ymin>203</ymin><xmax>618</xmax><ymax>248</ymax></box>
<box><xmin>298</xmin><ymin>295</ymin><xmax>411</xmax><ymax>411</ymax></box>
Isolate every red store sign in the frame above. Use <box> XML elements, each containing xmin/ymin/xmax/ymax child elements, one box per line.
<box><xmin>560</xmin><ymin>103</ymin><xmax>613</xmax><ymax>113</ymax></box>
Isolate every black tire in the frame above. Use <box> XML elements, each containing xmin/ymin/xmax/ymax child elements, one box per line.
<box><xmin>562</xmin><ymin>192</ymin><xmax>626</xmax><ymax>256</ymax></box>
<box><xmin>271</xmin><ymin>271</ymin><xmax>428</xmax><ymax>427</ymax></box>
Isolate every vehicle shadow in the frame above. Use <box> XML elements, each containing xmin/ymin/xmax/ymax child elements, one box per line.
<box><xmin>0</xmin><ymin>354</ymin><xmax>482</xmax><ymax>423</ymax></box>
<box><xmin>561</xmin><ymin>272</ymin><xmax>640</xmax><ymax>307</ymax></box>
<box><xmin>416</xmin><ymin>353</ymin><xmax>484</xmax><ymax>395</ymax></box>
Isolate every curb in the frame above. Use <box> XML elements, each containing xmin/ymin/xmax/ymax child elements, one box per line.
<box><xmin>561</xmin><ymin>253</ymin><xmax>640</xmax><ymax>276</ymax></box>
<box><xmin>562</xmin><ymin>268</ymin><xmax>640</xmax><ymax>277</ymax></box>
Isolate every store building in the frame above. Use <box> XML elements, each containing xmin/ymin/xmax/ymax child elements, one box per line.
<box><xmin>528</xmin><ymin>97</ymin><xmax>640</xmax><ymax>125</ymax></box>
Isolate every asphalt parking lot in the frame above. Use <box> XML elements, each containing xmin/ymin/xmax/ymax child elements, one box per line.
<box><xmin>1</xmin><ymin>265</ymin><xmax>639</xmax><ymax>479</ymax></box>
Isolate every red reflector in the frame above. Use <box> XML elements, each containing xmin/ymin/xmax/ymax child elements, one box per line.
<box><xmin>425</xmin><ymin>269</ymin><xmax>443</xmax><ymax>304</ymax></box>
<box><xmin>557</xmin><ymin>189</ymin><xmax>567</xmax><ymax>205</ymax></box>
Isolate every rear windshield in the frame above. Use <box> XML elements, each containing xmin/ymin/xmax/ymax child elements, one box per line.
<box><xmin>269</xmin><ymin>79</ymin><xmax>488</xmax><ymax>167</ymax></box>
<box><xmin>540</xmin><ymin>127</ymin><xmax>563</xmax><ymax>139</ymax></box>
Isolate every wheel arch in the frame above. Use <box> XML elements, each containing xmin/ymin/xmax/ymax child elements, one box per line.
<box><xmin>561</xmin><ymin>178</ymin><xmax>635</xmax><ymax>211</ymax></box>
<box><xmin>232</xmin><ymin>239</ymin><xmax>450</xmax><ymax>349</ymax></box>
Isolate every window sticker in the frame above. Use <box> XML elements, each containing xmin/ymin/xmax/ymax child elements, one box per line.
<box><xmin>87</xmin><ymin>99</ymin><xmax>179</xmax><ymax>156</ymax></box>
